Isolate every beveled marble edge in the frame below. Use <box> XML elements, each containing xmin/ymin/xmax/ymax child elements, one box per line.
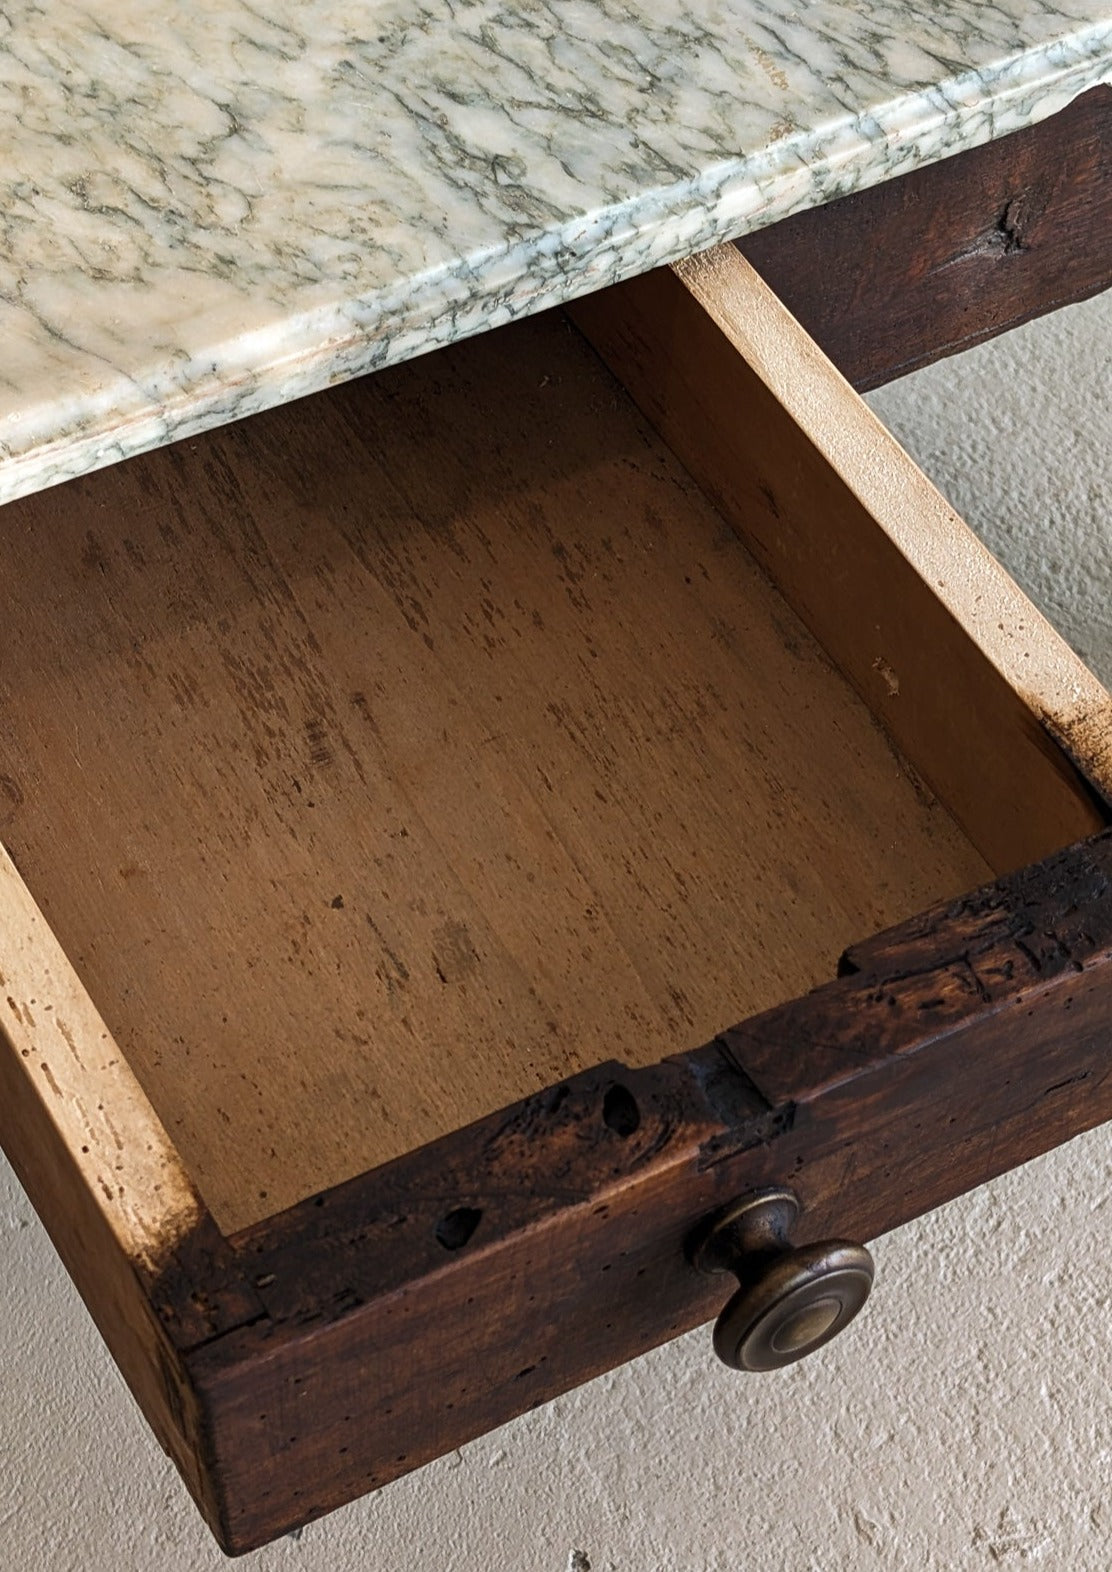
<box><xmin>3</xmin><ymin>11</ymin><xmax>1112</xmax><ymax>507</ymax></box>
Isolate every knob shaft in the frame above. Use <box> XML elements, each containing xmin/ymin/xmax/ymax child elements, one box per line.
<box><xmin>688</xmin><ymin>1188</ymin><xmax>873</xmax><ymax>1371</ymax></box>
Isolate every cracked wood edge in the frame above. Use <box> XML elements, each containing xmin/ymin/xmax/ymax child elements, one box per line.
<box><xmin>182</xmin><ymin>832</ymin><xmax>1112</xmax><ymax>1552</ymax></box>
<box><xmin>737</xmin><ymin>86</ymin><xmax>1112</xmax><ymax>392</ymax></box>
<box><xmin>568</xmin><ymin>244</ymin><xmax>1112</xmax><ymax>874</ymax></box>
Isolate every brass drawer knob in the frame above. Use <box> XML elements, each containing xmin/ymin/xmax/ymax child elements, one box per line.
<box><xmin>688</xmin><ymin>1188</ymin><xmax>873</xmax><ymax>1371</ymax></box>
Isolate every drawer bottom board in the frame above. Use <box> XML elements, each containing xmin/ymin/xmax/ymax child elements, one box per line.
<box><xmin>0</xmin><ymin>308</ymin><xmax>988</xmax><ymax>1235</ymax></box>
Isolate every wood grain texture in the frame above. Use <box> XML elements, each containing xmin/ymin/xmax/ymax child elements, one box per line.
<box><xmin>0</xmin><ymin>843</ymin><xmax>256</xmax><ymax>1537</ymax></box>
<box><xmin>737</xmin><ymin>86</ymin><xmax>1112</xmax><ymax>391</ymax></box>
<box><xmin>0</xmin><ymin>307</ymin><xmax>988</xmax><ymax>1233</ymax></box>
<box><xmin>569</xmin><ymin>247</ymin><xmax>1112</xmax><ymax>874</ymax></box>
<box><xmin>183</xmin><ymin>830</ymin><xmax>1112</xmax><ymax>1552</ymax></box>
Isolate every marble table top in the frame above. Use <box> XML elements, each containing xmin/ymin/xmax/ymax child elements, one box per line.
<box><xmin>3</xmin><ymin>0</ymin><xmax>1112</xmax><ymax>505</ymax></box>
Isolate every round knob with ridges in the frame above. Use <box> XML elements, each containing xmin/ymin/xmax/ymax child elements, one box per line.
<box><xmin>688</xmin><ymin>1188</ymin><xmax>873</xmax><ymax>1371</ymax></box>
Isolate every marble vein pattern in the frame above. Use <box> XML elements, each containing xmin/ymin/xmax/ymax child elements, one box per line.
<box><xmin>2</xmin><ymin>0</ymin><xmax>1112</xmax><ymax>503</ymax></box>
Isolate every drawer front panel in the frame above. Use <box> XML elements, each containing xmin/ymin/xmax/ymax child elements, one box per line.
<box><xmin>195</xmin><ymin>832</ymin><xmax>1112</xmax><ymax>1551</ymax></box>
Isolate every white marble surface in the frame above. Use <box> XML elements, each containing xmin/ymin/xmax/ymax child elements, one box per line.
<box><xmin>2</xmin><ymin>0</ymin><xmax>1112</xmax><ymax>504</ymax></box>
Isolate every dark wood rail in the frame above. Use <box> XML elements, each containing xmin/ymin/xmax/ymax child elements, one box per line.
<box><xmin>738</xmin><ymin>86</ymin><xmax>1112</xmax><ymax>389</ymax></box>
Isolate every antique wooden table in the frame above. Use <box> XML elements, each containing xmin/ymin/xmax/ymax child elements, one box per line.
<box><xmin>2</xmin><ymin>1</ymin><xmax>1112</xmax><ymax>1551</ymax></box>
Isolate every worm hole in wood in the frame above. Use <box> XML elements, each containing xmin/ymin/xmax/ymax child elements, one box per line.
<box><xmin>435</xmin><ymin>1206</ymin><xmax>482</xmax><ymax>1250</ymax></box>
<box><xmin>602</xmin><ymin>1083</ymin><xmax>641</xmax><ymax>1137</ymax></box>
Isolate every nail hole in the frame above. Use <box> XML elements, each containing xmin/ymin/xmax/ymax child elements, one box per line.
<box><xmin>436</xmin><ymin>1206</ymin><xmax>482</xmax><ymax>1250</ymax></box>
<box><xmin>602</xmin><ymin>1083</ymin><xmax>640</xmax><ymax>1137</ymax></box>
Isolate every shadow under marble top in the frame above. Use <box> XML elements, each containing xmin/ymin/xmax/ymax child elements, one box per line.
<box><xmin>2</xmin><ymin>0</ymin><xmax>1112</xmax><ymax>505</ymax></box>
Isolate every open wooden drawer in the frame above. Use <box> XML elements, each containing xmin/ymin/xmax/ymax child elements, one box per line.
<box><xmin>3</xmin><ymin>243</ymin><xmax>1112</xmax><ymax>1553</ymax></box>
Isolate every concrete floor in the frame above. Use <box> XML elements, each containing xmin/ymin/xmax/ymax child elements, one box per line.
<box><xmin>2</xmin><ymin>289</ymin><xmax>1111</xmax><ymax>1570</ymax></box>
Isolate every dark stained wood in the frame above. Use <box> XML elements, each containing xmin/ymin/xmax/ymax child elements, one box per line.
<box><xmin>167</xmin><ymin>831</ymin><xmax>1112</xmax><ymax>1552</ymax></box>
<box><xmin>737</xmin><ymin>86</ymin><xmax>1112</xmax><ymax>390</ymax></box>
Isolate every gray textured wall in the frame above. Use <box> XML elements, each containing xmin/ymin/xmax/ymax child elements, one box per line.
<box><xmin>2</xmin><ymin>290</ymin><xmax>1110</xmax><ymax>1570</ymax></box>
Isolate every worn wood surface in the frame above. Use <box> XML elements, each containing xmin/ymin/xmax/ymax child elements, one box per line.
<box><xmin>0</xmin><ymin>842</ymin><xmax>254</xmax><ymax>1537</ymax></box>
<box><xmin>570</xmin><ymin>247</ymin><xmax>1112</xmax><ymax>874</ymax></box>
<box><xmin>737</xmin><ymin>86</ymin><xmax>1112</xmax><ymax>390</ymax></box>
<box><xmin>0</xmin><ymin>307</ymin><xmax>988</xmax><ymax>1233</ymax></box>
<box><xmin>177</xmin><ymin>830</ymin><xmax>1112</xmax><ymax>1551</ymax></box>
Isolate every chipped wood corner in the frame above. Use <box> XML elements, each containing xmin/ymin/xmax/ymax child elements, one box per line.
<box><xmin>1033</xmin><ymin>694</ymin><xmax>1112</xmax><ymax>813</ymax></box>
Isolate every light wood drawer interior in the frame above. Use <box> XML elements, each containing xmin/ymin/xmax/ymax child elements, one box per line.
<box><xmin>0</xmin><ymin>266</ymin><xmax>1058</xmax><ymax>1235</ymax></box>
<box><xmin>2</xmin><ymin>243</ymin><xmax>1110</xmax><ymax>1549</ymax></box>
